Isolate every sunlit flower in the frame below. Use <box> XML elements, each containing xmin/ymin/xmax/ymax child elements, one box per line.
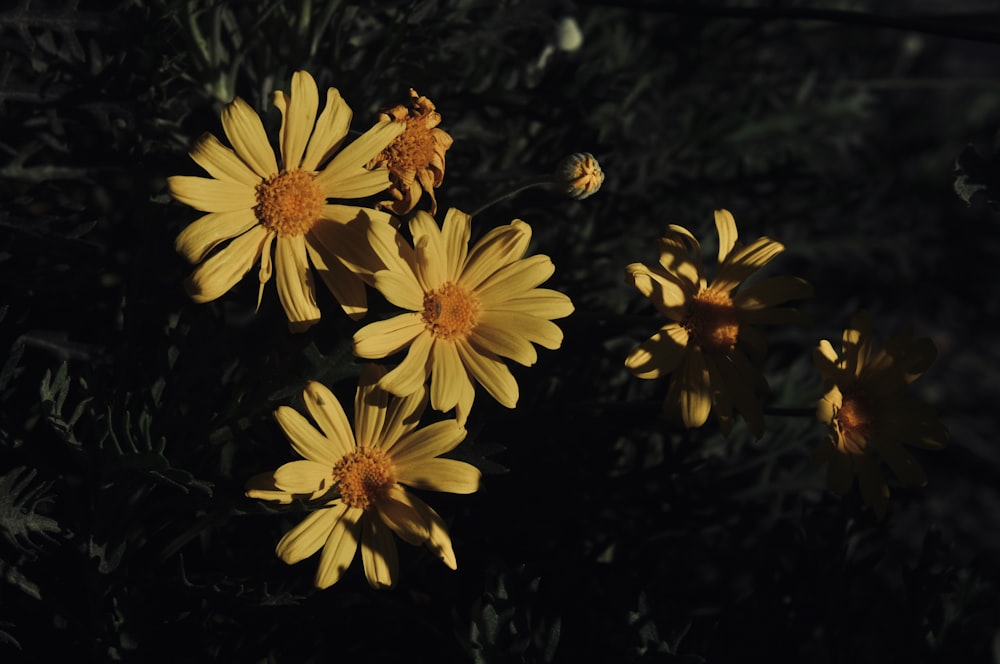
<box><xmin>246</xmin><ymin>365</ymin><xmax>480</xmax><ymax>589</ymax></box>
<box><xmin>366</xmin><ymin>88</ymin><xmax>453</xmax><ymax>216</ymax></box>
<box><xmin>813</xmin><ymin>312</ymin><xmax>948</xmax><ymax>519</ymax></box>
<box><xmin>352</xmin><ymin>208</ymin><xmax>574</xmax><ymax>425</ymax></box>
<box><xmin>625</xmin><ymin>209</ymin><xmax>811</xmax><ymax>436</ymax></box>
<box><xmin>167</xmin><ymin>70</ymin><xmax>404</xmax><ymax>332</ymax></box>
<box><xmin>556</xmin><ymin>152</ymin><xmax>604</xmax><ymax>200</ymax></box>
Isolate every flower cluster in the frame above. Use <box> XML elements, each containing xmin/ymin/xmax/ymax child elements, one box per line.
<box><xmin>168</xmin><ymin>70</ymin><xmax>585</xmax><ymax>588</ymax></box>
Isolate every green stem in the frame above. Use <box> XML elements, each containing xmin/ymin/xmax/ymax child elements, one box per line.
<box><xmin>471</xmin><ymin>175</ymin><xmax>556</xmax><ymax>217</ymax></box>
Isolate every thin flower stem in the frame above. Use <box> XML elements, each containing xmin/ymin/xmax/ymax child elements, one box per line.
<box><xmin>471</xmin><ymin>176</ymin><xmax>556</xmax><ymax>216</ymax></box>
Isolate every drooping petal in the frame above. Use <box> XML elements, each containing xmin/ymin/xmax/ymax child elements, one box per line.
<box><xmin>302</xmin><ymin>87</ymin><xmax>352</xmax><ymax>171</ymax></box>
<box><xmin>189</xmin><ymin>132</ymin><xmax>261</xmax><ymax>186</ymax></box>
<box><xmin>311</xmin><ymin>206</ymin><xmax>396</xmax><ymax>277</ymax></box>
<box><xmin>273</xmin><ymin>460</ymin><xmax>336</xmax><ymax>495</ymax></box>
<box><xmin>678</xmin><ymin>351</ymin><xmax>712</xmax><ymax>428</ymax></box>
<box><xmin>714</xmin><ymin>209</ymin><xmax>738</xmax><ymax>263</ymax></box>
<box><xmin>174</xmin><ymin>209</ymin><xmax>259</xmax><ymax>264</ymax></box>
<box><xmin>410</xmin><ymin>493</ymin><xmax>457</xmax><ymax>570</ymax></box>
<box><xmin>274</xmin><ymin>404</ymin><xmax>343</xmax><ymax>466</ymax></box>
<box><xmin>256</xmin><ymin>231</ymin><xmax>275</xmax><ymax>311</ymax></box>
<box><xmin>712</xmin><ymin>236</ymin><xmax>784</xmax><ymax>294</ymax></box>
<box><xmin>167</xmin><ymin>175</ymin><xmax>257</xmax><ymax>213</ymax></box>
<box><xmin>274</xmin><ymin>234</ymin><xmax>321</xmax><ymax>333</ymax></box>
<box><xmin>314</xmin><ymin>505</ymin><xmax>362</xmax><ymax>589</ymax></box>
<box><xmin>273</xmin><ymin>70</ymin><xmax>319</xmax><ymax>171</ymax></box>
<box><xmin>395</xmin><ymin>458</ymin><xmax>481</xmax><ymax>494</ymax></box>
<box><xmin>378</xmin><ymin>330</ymin><xmax>433</xmax><ymax>397</ymax></box>
<box><xmin>302</xmin><ymin>381</ymin><xmax>356</xmax><ymax>458</ymax></box>
<box><xmin>361</xmin><ymin>515</ymin><xmax>398</xmax><ymax>589</ymax></box>
<box><xmin>389</xmin><ymin>420</ymin><xmax>467</xmax><ymax>467</ymax></box>
<box><xmin>276</xmin><ymin>502</ymin><xmax>346</xmax><ymax>564</ymax></box>
<box><xmin>184</xmin><ymin>225</ymin><xmax>269</xmax><ymax>303</ymax></box>
<box><xmin>305</xmin><ymin>237</ymin><xmax>367</xmax><ymax>320</ymax></box>
<box><xmin>455</xmin><ymin>340</ymin><xmax>518</xmax><ymax>409</ymax></box>
<box><xmin>625</xmin><ymin>324</ymin><xmax>689</xmax><ymax>379</ymax></box>
<box><xmin>373</xmin><ymin>484</ymin><xmax>430</xmax><ymax>545</ymax></box>
<box><xmin>353</xmin><ymin>312</ymin><xmax>426</xmax><ymax>359</ymax></box>
<box><xmin>221</xmin><ymin>97</ymin><xmax>279</xmax><ymax>178</ymax></box>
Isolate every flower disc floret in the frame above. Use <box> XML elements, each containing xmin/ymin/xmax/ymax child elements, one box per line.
<box><xmin>422</xmin><ymin>282</ymin><xmax>481</xmax><ymax>340</ymax></box>
<box><xmin>685</xmin><ymin>290</ymin><xmax>739</xmax><ymax>353</ymax></box>
<box><xmin>254</xmin><ymin>170</ymin><xmax>325</xmax><ymax>236</ymax></box>
<box><xmin>332</xmin><ymin>447</ymin><xmax>396</xmax><ymax>510</ymax></box>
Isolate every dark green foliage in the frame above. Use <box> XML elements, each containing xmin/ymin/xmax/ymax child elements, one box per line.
<box><xmin>2</xmin><ymin>0</ymin><xmax>1000</xmax><ymax>662</ymax></box>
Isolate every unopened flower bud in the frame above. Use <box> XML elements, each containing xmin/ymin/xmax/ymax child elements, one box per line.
<box><xmin>556</xmin><ymin>152</ymin><xmax>604</xmax><ymax>200</ymax></box>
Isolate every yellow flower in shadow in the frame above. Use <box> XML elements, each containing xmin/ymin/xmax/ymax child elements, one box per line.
<box><xmin>168</xmin><ymin>70</ymin><xmax>404</xmax><ymax>332</ymax></box>
<box><xmin>246</xmin><ymin>365</ymin><xmax>480</xmax><ymax>589</ymax></box>
<box><xmin>625</xmin><ymin>209</ymin><xmax>812</xmax><ymax>436</ymax></box>
<box><xmin>813</xmin><ymin>312</ymin><xmax>948</xmax><ymax>519</ymax></box>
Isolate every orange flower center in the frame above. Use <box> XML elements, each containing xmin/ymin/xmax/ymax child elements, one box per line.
<box><xmin>254</xmin><ymin>169</ymin><xmax>324</xmax><ymax>236</ymax></box>
<box><xmin>381</xmin><ymin>118</ymin><xmax>436</xmax><ymax>175</ymax></box>
<box><xmin>331</xmin><ymin>447</ymin><xmax>396</xmax><ymax>511</ymax></box>
<box><xmin>835</xmin><ymin>392</ymin><xmax>874</xmax><ymax>453</ymax></box>
<box><xmin>684</xmin><ymin>289</ymin><xmax>740</xmax><ymax>353</ymax></box>
<box><xmin>422</xmin><ymin>281</ymin><xmax>480</xmax><ymax>340</ymax></box>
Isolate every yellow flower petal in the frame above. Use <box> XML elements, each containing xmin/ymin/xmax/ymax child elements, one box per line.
<box><xmin>273</xmin><ymin>70</ymin><xmax>319</xmax><ymax>171</ymax></box>
<box><xmin>355</xmin><ymin>364</ymin><xmax>388</xmax><ymax>448</ymax></box>
<box><xmin>276</xmin><ymin>503</ymin><xmax>345</xmax><ymax>564</ymax></box>
<box><xmin>353</xmin><ymin>313</ymin><xmax>426</xmax><ymax>359</ymax></box>
<box><xmin>273</xmin><ymin>459</ymin><xmax>336</xmax><ymax>495</ymax></box>
<box><xmin>245</xmin><ymin>472</ymin><xmax>294</xmax><ymax>504</ymax></box>
<box><xmin>477</xmin><ymin>311</ymin><xmax>564</xmax><ymax>351</ymax></box>
<box><xmin>314</xmin><ymin>505</ymin><xmax>362</xmax><ymax>589</ymax></box>
<box><xmin>314</xmin><ymin>121</ymin><xmax>404</xmax><ymax>195</ymax></box>
<box><xmin>441</xmin><ymin>208</ymin><xmax>472</xmax><ymax>281</ymax></box>
<box><xmin>273</xmin><ymin>404</ymin><xmax>342</xmax><ymax>466</ymax></box>
<box><xmin>492</xmin><ymin>288</ymin><xmax>574</xmax><ymax>319</ymax></box>
<box><xmin>678</xmin><ymin>351</ymin><xmax>712</xmax><ymax>428</ymax></box>
<box><xmin>174</xmin><ymin>209</ymin><xmax>259</xmax><ymax>265</ymax></box>
<box><xmin>305</xmin><ymin>238</ymin><xmax>367</xmax><ymax>320</ymax></box>
<box><xmin>469</xmin><ymin>324</ymin><xmax>537</xmax><ymax>367</ymax></box>
<box><xmin>429</xmin><ymin>339</ymin><xmax>469</xmax><ymax>410</ymax></box>
<box><xmin>189</xmin><ymin>132</ymin><xmax>261</xmax><ymax>186</ymax></box>
<box><xmin>459</xmin><ymin>221</ymin><xmax>532</xmax><ymax>290</ymax></box>
<box><xmin>374</xmin><ymin>484</ymin><xmax>430</xmax><ymax>546</ymax></box>
<box><xmin>712</xmin><ymin>236</ymin><xmax>784</xmax><ymax>294</ymax></box>
<box><xmin>456</xmin><ymin>340</ymin><xmax>518</xmax><ymax>408</ymax></box>
<box><xmin>733</xmin><ymin>276</ymin><xmax>813</xmax><ymax>310</ymax></box>
<box><xmin>366</xmin><ymin>221</ymin><xmax>420</xmax><ymax>289</ymax></box>
<box><xmin>410</xmin><ymin>493</ymin><xmax>456</xmax><ymax>570</ymax></box>
<box><xmin>378</xmin><ymin>331</ymin><xmax>433</xmax><ymax>397</ymax></box>
<box><xmin>377</xmin><ymin>386</ymin><xmax>429</xmax><ymax>454</ymax></box>
<box><xmin>167</xmin><ymin>175</ymin><xmax>257</xmax><ymax>213</ymax></box>
<box><xmin>301</xmin><ymin>87</ymin><xmax>352</xmax><ymax>171</ymax></box>
<box><xmin>275</xmin><ymin>234</ymin><xmax>321</xmax><ymax>333</ymax></box>
<box><xmin>372</xmin><ymin>269</ymin><xmax>426</xmax><ymax>311</ymax></box>
<box><xmin>625</xmin><ymin>263</ymin><xmax>690</xmax><ymax>320</ymax></box>
<box><xmin>412</xmin><ymin>213</ymin><xmax>447</xmax><ymax>291</ymax></box>
<box><xmin>256</xmin><ymin>231</ymin><xmax>274</xmax><ymax>312</ymax></box>
<box><xmin>302</xmin><ymin>381</ymin><xmax>356</xmax><ymax>459</ymax></box>
<box><xmin>625</xmin><ymin>323</ymin><xmax>689</xmax><ymax>379</ymax></box>
<box><xmin>714</xmin><ymin>209</ymin><xmax>738</xmax><ymax>263</ymax></box>
<box><xmin>361</xmin><ymin>515</ymin><xmax>398</xmax><ymax>590</ymax></box>
<box><xmin>221</xmin><ymin>96</ymin><xmax>279</xmax><ymax>178</ymax></box>
<box><xmin>311</xmin><ymin>205</ymin><xmax>396</xmax><ymax>276</ymax></box>
<box><xmin>396</xmin><ymin>458</ymin><xmax>481</xmax><ymax>494</ymax></box>
<box><xmin>475</xmin><ymin>255</ymin><xmax>555</xmax><ymax>306</ymax></box>
<box><xmin>184</xmin><ymin>225</ymin><xmax>269</xmax><ymax>303</ymax></box>
<box><xmin>389</xmin><ymin>420</ymin><xmax>467</xmax><ymax>467</ymax></box>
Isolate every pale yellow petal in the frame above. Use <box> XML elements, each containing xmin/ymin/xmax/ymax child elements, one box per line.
<box><xmin>678</xmin><ymin>351</ymin><xmax>712</xmax><ymax>428</ymax></box>
<box><xmin>475</xmin><ymin>255</ymin><xmax>555</xmax><ymax>306</ymax></box>
<box><xmin>492</xmin><ymin>288</ymin><xmax>574</xmax><ymax>319</ymax></box>
<box><xmin>276</xmin><ymin>502</ymin><xmax>345</xmax><ymax>564</ymax></box>
<box><xmin>167</xmin><ymin>175</ymin><xmax>257</xmax><ymax>213</ymax></box>
<box><xmin>273</xmin><ymin>459</ymin><xmax>336</xmax><ymax>495</ymax></box>
<box><xmin>410</xmin><ymin>493</ymin><xmax>456</xmax><ymax>570</ymax></box>
<box><xmin>714</xmin><ymin>209</ymin><xmax>738</xmax><ymax>263</ymax></box>
<box><xmin>355</xmin><ymin>364</ymin><xmax>388</xmax><ymax>447</ymax></box>
<box><xmin>476</xmin><ymin>311</ymin><xmax>564</xmax><ymax>351</ymax></box>
<box><xmin>733</xmin><ymin>276</ymin><xmax>812</xmax><ymax>310</ymax></box>
<box><xmin>245</xmin><ymin>472</ymin><xmax>294</xmax><ymax>504</ymax></box>
<box><xmin>189</xmin><ymin>132</ymin><xmax>261</xmax><ymax>186</ymax></box>
<box><xmin>353</xmin><ymin>312</ymin><xmax>426</xmax><ymax>359</ymax></box>
<box><xmin>459</xmin><ymin>221</ymin><xmax>532</xmax><ymax>290</ymax></box>
<box><xmin>456</xmin><ymin>340</ymin><xmax>518</xmax><ymax>408</ymax></box>
<box><xmin>389</xmin><ymin>420</ymin><xmax>467</xmax><ymax>467</ymax></box>
<box><xmin>311</xmin><ymin>205</ymin><xmax>396</xmax><ymax>276</ymax></box>
<box><xmin>221</xmin><ymin>96</ymin><xmax>279</xmax><ymax>178</ymax></box>
<box><xmin>378</xmin><ymin>331</ymin><xmax>433</xmax><ymax>396</ymax></box>
<box><xmin>314</xmin><ymin>505</ymin><xmax>362</xmax><ymax>589</ymax></box>
<box><xmin>373</xmin><ymin>484</ymin><xmax>429</xmax><ymax>546</ymax></box>
<box><xmin>256</xmin><ymin>231</ymin><xmax>274</xmax><ymax>311</ymax></box>
<box><xmin>429</xmin><ymin>339</ymin><xmax>469</xmax><ymax>411</ymax></box>
<box><xmin>184</xmin><ymin>225</ymin><xmax>269</xmax><ymax>303</ymax></box>
<box><xmin>372</xmin><ymin>270</ymin><xmax>426</xmax><ymax>311</ymax></box>
<box><xmin>301</xmin><ymin>87</ymin><xmax>352</xmax><ymax>171</ymax></box>
<box><xmin>275</xmin><ymin>234</ymin><xmax>321</xmax><ymax>333</ymax></box>
<box><xmin>455</xmin><ymin>374</ymin><xmax>475</xmax><ymax>428</ymax></box>
<box><xmin>656</xmin><ymin>233</ymin><xmax>702</xmax><ymax>293</ymax></box>
<box><xmin>625</xmin><ymin>324</ymin><xmax>689</xmax><ymax>379</ymax></box>
<box><xmin>469</xmin><ymin>324</ymin><xmax>537</xmax><ymax>367</ymax></box>
<box><xmin>441</xmin><ymin>208</ymin><xmax>472</xmax><ymax>281</ymax></box>
<box><xmin>274</xmin><ymin>70</ymin><xmax>319</xmax><ymax>171</ymax></box>
<box><xmin>305</xmin><ymin>237</ymin><xmax>367</xmax><ymax>320</ymax></box>
<box><xmin>361</xmin><ymin>515</ymin><xmax>398</xmax><ymax>589</ymax></box>
<box><xmin>625</xmin><ymin>263</ymin><xmax>690</xmax><ymax>319</ymax></box>
<box><xmin>314</xmin><ymin>121</ymin><xmax>405</xmax><ymax>195</ymax></box>
<box><xmin>411</xmin><ymin>212</ymin><xmax>447</xmax><ymax>290</ymax></box>
<box><xmin>366</xmin><ymin>218</ymin><xmax>419</xmax><ymax>283</ymax></box>
<box><xmin>378</xmin><ymin>385</ymin><xmax>429</xmax><ymax>453</ymax></box>
<box><xmin>712</xmin><ymin>236</ymin><xmax>785</xmax><ymax>294</ymax></box>
<box><xmin>302</xmin><ymin>381</ymin><xmax>356</xmax><ymax>459</ymax></box>
<box><xmin>396</xmin><ymin>458</ymin><xmax>481</xmax><ymax>494</ymax></box>
<box><xmin>273</xmin><ymin>404</ymin><xmax>342</xmax><ymax>466</ymax></box>
<box><xmin>174</xmin><ymin>209</ymin><xmax>259</xmax><ymax>264</ymax></box>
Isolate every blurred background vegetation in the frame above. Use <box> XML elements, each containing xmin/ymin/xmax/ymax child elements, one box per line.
<box><xmin>2</xmin><ymin>0</ymin><xmax>1000</xmax><ymax>661</ymax></box>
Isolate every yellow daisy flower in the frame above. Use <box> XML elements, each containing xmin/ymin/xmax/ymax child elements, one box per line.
<box><xmin>625</xmin><ymin>209</ymin><xmax>812</xmax><ymax>436</ymax></box>
<box><xmin>167</xmin><ymin>70</ymin><xmax>404</xmax><ymax>332</ymax></box>
<box><xmin>352</xmin><ymin>208</ymin><xmax>574</xmax><ymax>425</ymax></box>
<box><xmin>366</xmin><ymin>88</ymin><xmax>453</xmax><ymax>216</ymax></box>
<box><xmin>813</xmin><ymin>312</ymin><xmax>948</xmax><ymax>519</ymax></box>
<box><xmin>246</xmin><ymin>365</ymin><xmax>480</xmax><ymax>589</ymax></box>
